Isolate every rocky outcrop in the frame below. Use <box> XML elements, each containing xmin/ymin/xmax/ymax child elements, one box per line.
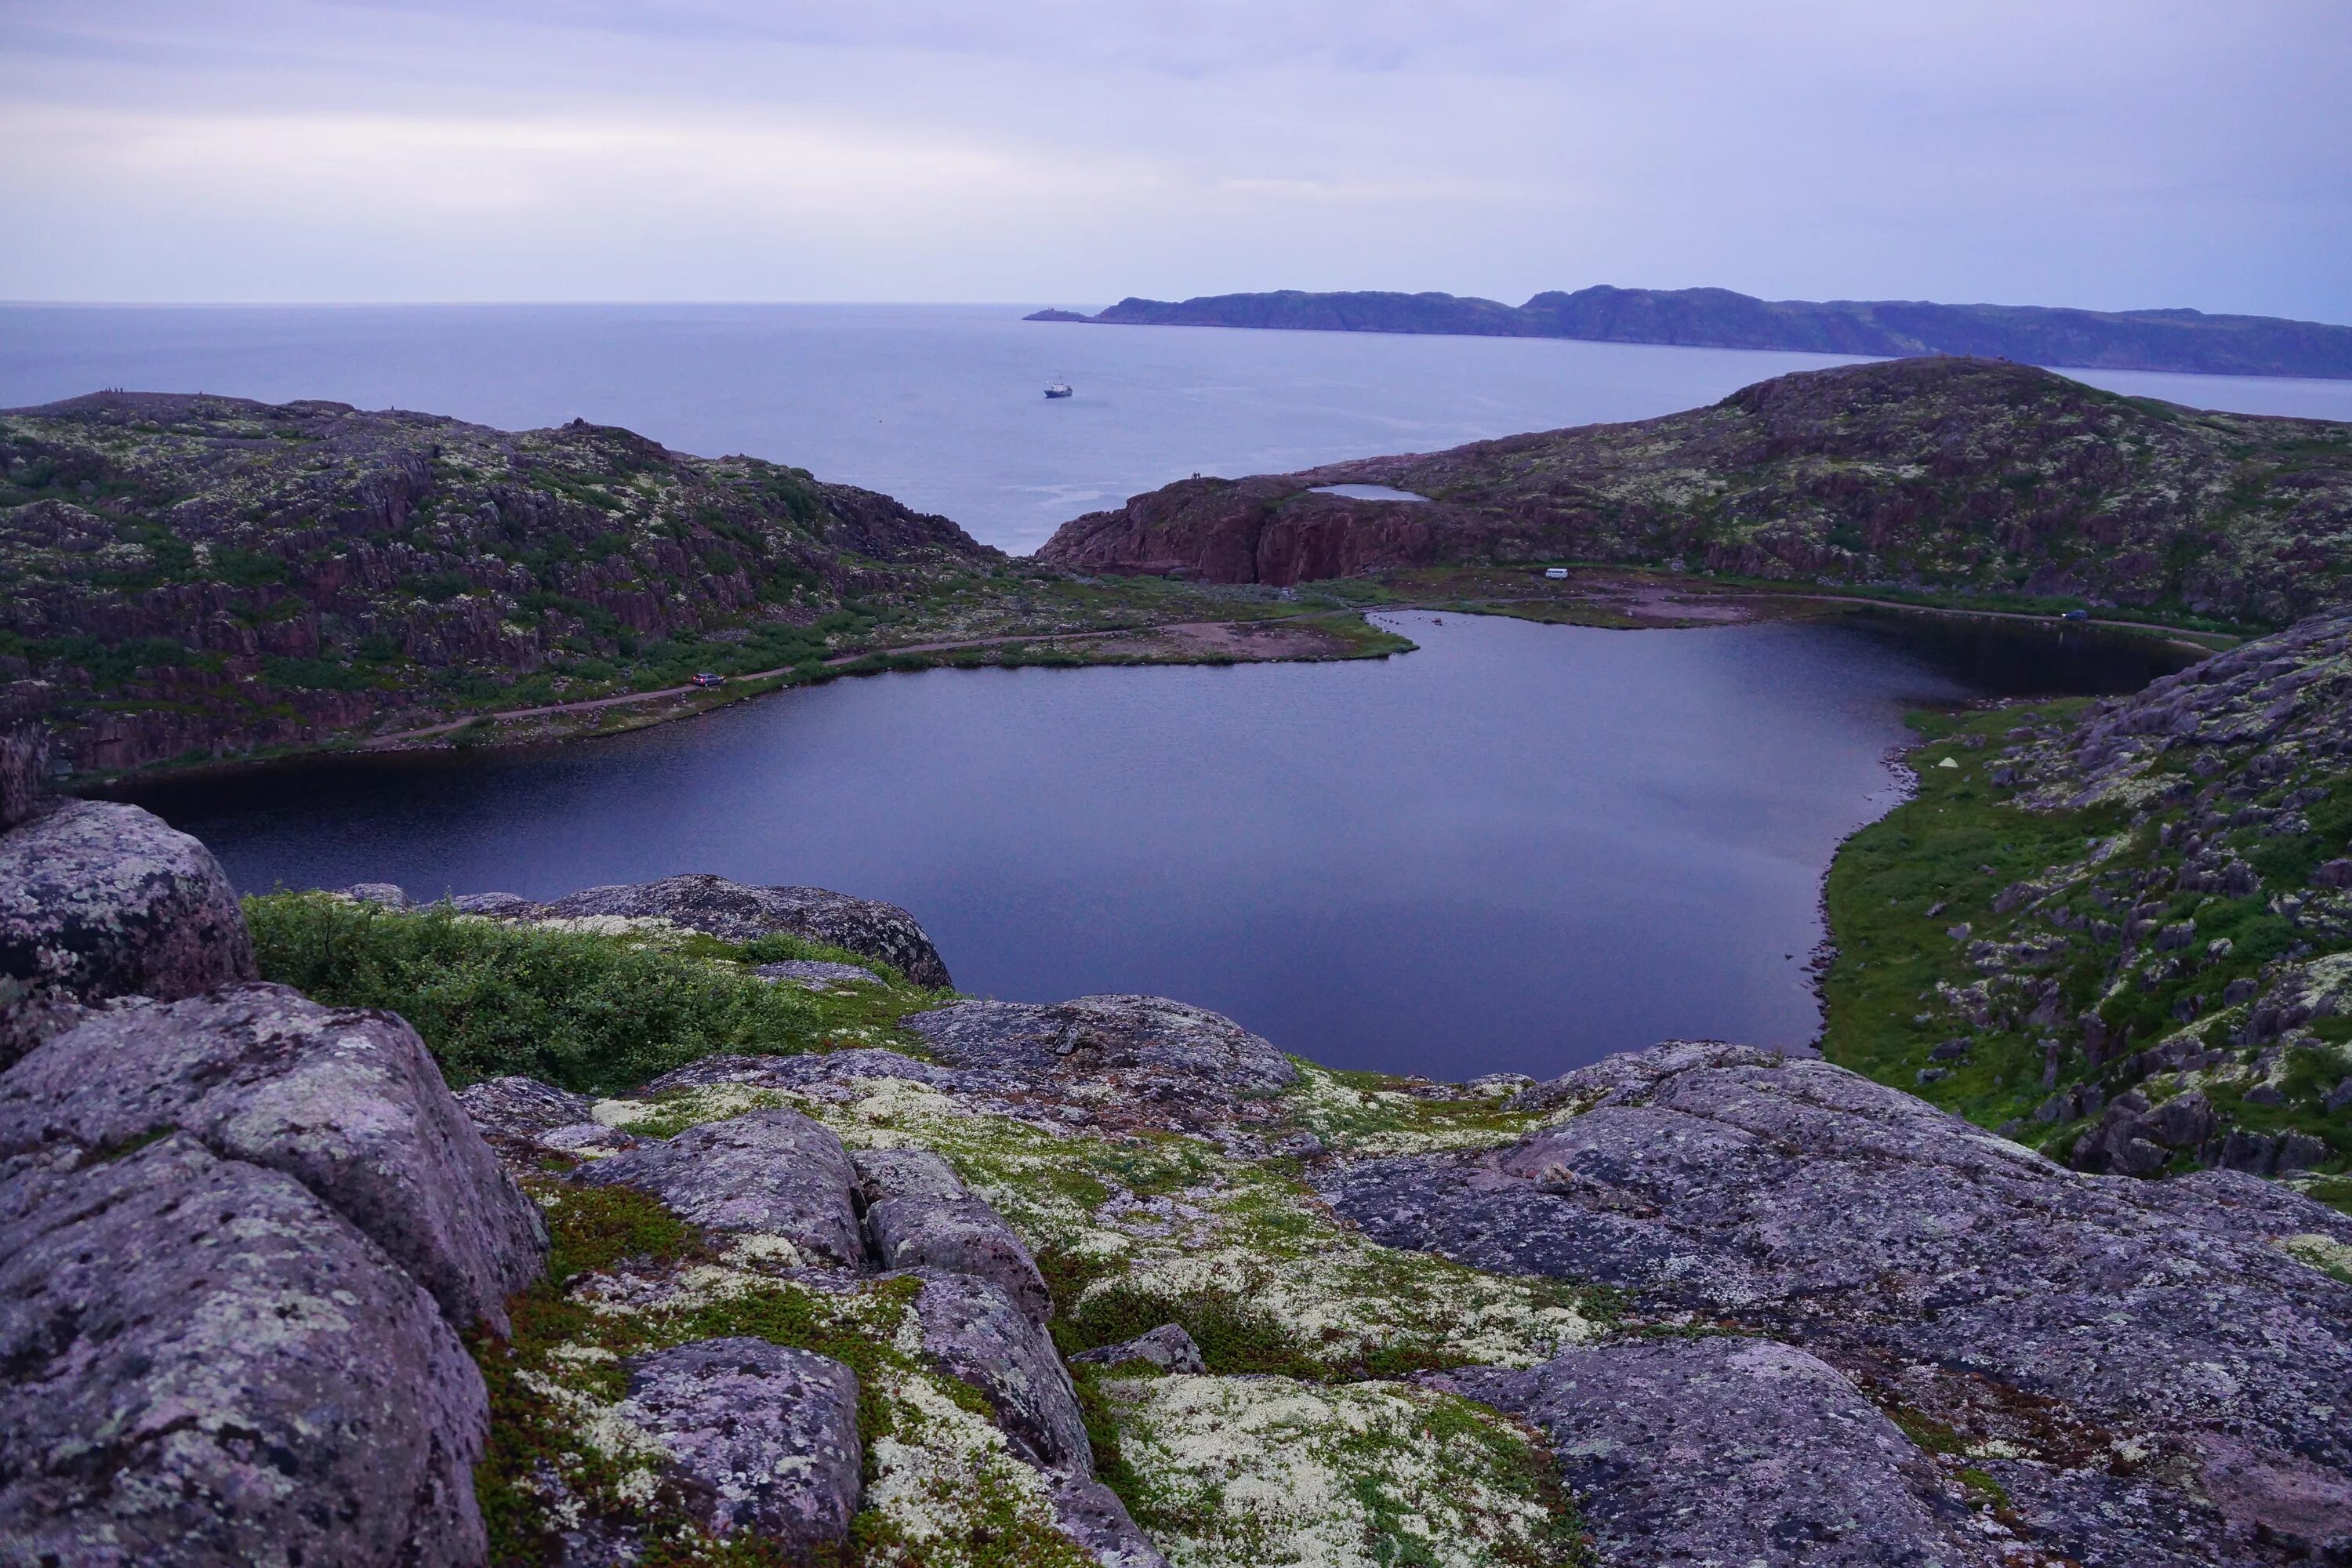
<box><xmin>909</xmin><ymin>1269</ymin><xmax>1091</xmax><ymax>1473</ymax></box>
<box><xmin>617</xmin><ymin>1338</ymin><xmax>862</xmax><ymax>1558</ymax></box>
<box><xmin>1327</xmin><ymin>1040</ymin><xmax>2352</xmax><ymax>1559</ymax></box>
<box><xmin>1072</xmin><ymin>1323</ymin><xmax>1207</xmax><ymax>1374</ymax></box>
<box><xmin>574</xmin><ymin>1105</ymin><xmax>867</xmax><ymax>1269</ymax></box>
<box><xmin>1039</xmin><ymin>358</ymin><xmax>2352</xmax><ymax>621</ymax></box>
<box><xmin>3</xmin><ymin>390</ymin><xmax>998</xmax><ymax>774</ymax></box>
<box><xmin>0</xmin><ymin>798</ymin><xmax>255</xmax><ymax>1064</ymax></box>
<box><xmin>0</xmin><ymin>1134</ymin><xmax>492</xmax><ymax>1566</ymax></box>
<box><xmin>1437</xmin><ymin>1338</ymin><xmax>1993</xmax><ymax>1567</ymax></box>
<box><xmin>857</xmin><ymin>1147</ymin><xmax>1054</xmax><ymax>1322</ymax></box>
<box><xmin>0</xmin><ymin>983</ymin><xmax>546</xmax><ymax>1334</ymax></box>
<box><xmin>541</xmin><ymin>873</ymin><xmax>953</xmax><ymax>989</ymax></box>
<box><xmin>908</xmin><ymin>993</ymin><xmax>1296</xmax><ymax>1101</ymax></box>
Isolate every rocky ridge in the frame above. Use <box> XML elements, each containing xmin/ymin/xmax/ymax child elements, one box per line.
<box><xmin>5</xmin><ymin>729</ymin><xmax>2350</xmax><ymax>1564</ymax></box>
<box><xmin>0</xmin><ymin>391</ymin><xmax>998</xmax><ymax>773</ymax></box>
<box><xmin>1037</xmin><ymin>357</ymin><xmax>2352</xmax><ymax>622</ymax></box>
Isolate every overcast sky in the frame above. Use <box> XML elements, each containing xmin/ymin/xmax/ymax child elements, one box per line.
<box><xmin>4</xmin><ymin>1</ymin><xmax>2347</xmax><ymax>318</ymax></box>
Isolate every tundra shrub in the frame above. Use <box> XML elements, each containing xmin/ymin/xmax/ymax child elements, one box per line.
<box><xmin>245</xmin><ymin>892</ymin><xmax>817</xmax><ymax>1092</ymax></box>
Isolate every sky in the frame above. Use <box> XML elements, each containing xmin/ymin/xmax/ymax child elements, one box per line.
<box><xmin>4</xmin><ymin>1</ymin><xmax>2349</xmax><ymax>320</ymax></box>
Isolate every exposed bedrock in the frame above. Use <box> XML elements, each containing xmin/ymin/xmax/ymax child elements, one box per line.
<box><xmin>572</xmin><ymin>1104</ymin><xmax>867</xmax><ymax>1269</ymax></box>
<box><xmin>0</xmin><ymin>797</ymin><xmax>256</xmax><ymax>1064</ymax></box>
<box><xmin>908</xmin><ymin>993</ymin><xmax>1297</xmax><ymax>1101</ymax></box>
<box><xmin>0</xmin><ymin>982</ymin><xmax>546</xmax><ymax>1335</ymax></box>
<box><xmin>857</xmin><ymin>1146</ymin><xmax>1054</xmax><ymax>1323</ymax></box>
<box><xmin>1437</xmin><ymin>1338</ymin><xmax>1990</xmax><ymax>1567</ymax></box>
<box><xmin>908</xmin><ymin>1269</ymin><xmax>1093</xmax><ymax>1475</ymax></box>
<box><xmin>0</xmin><ymin>1134</ymin><xmax>491</xmax><ymax>1567</ymax></box>
<box><xmin>1327</xmin><ymin>1040</ymin><xmax>2352</xmax><ymax>1559</ymax></box>
<box><xmin>542</xmin><ymin>873</ymin><xmax>953</xmax><ymax>989</ymax></box>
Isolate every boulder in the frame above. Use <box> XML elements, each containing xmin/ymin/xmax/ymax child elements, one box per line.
<box><xmin>1071</xmin><ymin>1323</ymin><xmax>1207</xmax><ymax>1374</ymax></box>
<box><xmin>1051</xmin><ymin>1475</ymin><xmax>1173</xmax><ymax>1568</ymax></box>
<box><xmin>573</xmin><ymin>1107</ymin><xmax>865</xmax><ymax>1269</ymax></box>
<box><xmin>0</xmin><ymin>1134</ymin><xmax>489</xmax><ymax>1566</ymax></box>
<box><xmin>539</xmin><ymin>873</ymin><xmax>952</xmax><ymax>988</ymax></box>
<box><xmin>456</xmin><ymin>1073</ymin><xmax>597</xmax><ymax>1142</ymax></box>
<box><xmin>856</xmin><ymin>1147</ymin><xmax>1052</xmax><ymax>1323</ymax></box>
<box><xmin>0</xmin><ymin>799</ymin><xmax>256</xmax><ymax>1065</ymax></box>
<box><xmin>617</xmin><ymin>1338</ymin><xmax>861</xmax><ymax>1557</ymax></box>
<box><xmin>0</xmin><ymin>721</ymin><xmax>46</xmax><ymax>829</ymax></box>
<box><xmin>909</xmin><ymin>1270</ymin><xmax>1092</xmax><ymax>1475</ymax></box>
<box><xmin>0</xmin><ymin>983</ymin><xmax>546</xmax><ymax>1335</ymax></box>
<box><xmin>1437</xmin><ymin>1338</ymin><xmax>1984</xmax><ymax>1567</ymax></box>
<box><xmin>1325</xmin><ymin>1040</ymin><xmax>2352</xmax><ymax>1552</ymax></box>
<box><xmin>906</xmin><ymin>994</ymin><xmax>1296</xmax><ymax>1100</ymax></box>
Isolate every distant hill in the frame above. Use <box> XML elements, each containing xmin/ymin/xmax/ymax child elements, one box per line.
<box><xmin>1027</xmin><ymin>285</ymin><xmax>2352</xmax><ymax>380</ymax></box>
<box><xmin>1036</xmin><ymin>357</ymin><xmax>2352</xmax><ymax>623</ymax></box>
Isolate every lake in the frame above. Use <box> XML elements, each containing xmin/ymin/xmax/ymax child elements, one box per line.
<box><xmin>6</xmin><ymin>303</ymin><xmax>2350</xmax><ymax>554</ymax></box>
<box><xmin>123</xmin><ymin>608</ymin><xmax>2195</xmax><ymax>1081</ymax></box>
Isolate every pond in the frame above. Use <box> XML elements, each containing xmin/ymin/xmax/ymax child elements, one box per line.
<box><xmin>122</xmin><ymin>608</ymin><xmax>2197</xmax><ymax>1080</ymax></box>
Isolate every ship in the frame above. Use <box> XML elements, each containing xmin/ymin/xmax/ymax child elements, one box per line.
<box><xmin>1044</xmin><ymin>380</ymin><xmax>1073</xmax><ymax>399</ymax></box>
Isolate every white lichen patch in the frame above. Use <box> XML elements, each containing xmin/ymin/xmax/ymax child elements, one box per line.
<box><xmin>1283</xmin><ymin>1062</ymin><xmax>1569</xmax><ymax>1157</ymax></box>
<box><xmin>2279</xmin><ymin>1232</ymin><xmax>2352</xmax><ymax>1286</ymax></box>
<box><xmin>528</xmin><ymin>914</ymin><xmax>691</xmax><ymax>946</ymax></box>
<box><xmin>1102</xmin><ymin>1374</ymin><xmax>1570</xmax><ymax>1568</ymax></box>
<box><xmin>862</xmin><ymin>1369</ymin><xmax>1064</xmax><ymax>1561</ymax></box>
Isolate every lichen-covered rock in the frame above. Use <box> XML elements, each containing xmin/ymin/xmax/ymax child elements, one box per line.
<box><xmin>757</xmin><ymin>958</ymin><xmax>880</xmax><ymax>989</ymax></box>
<box><xmin>337</xmin><ymin>880</ymin><xmax>412</xmax><ymax>909</ymax></box>
<box><xmin>0</xmin><ymin>983</ymin><xmax>546</xmax><ymax>1334</ymax></box>
<box><xmin>1051</xmin><ymin>1475</ymin><xmax>1173</xmax><ymax>1568</ymax></box>
<box><xmin>0</xmin><ymin>799</ymin><xmax>255</xmax><ymax>1065</ymax></box>
<box><xmin>1437</xmin><ymin>1338</ymin><xmax>1988</xmax><ymax>1567</ymax></box>
<box><xmin>1071</xmin><ymin>1324</ymin><xmax>1207</xmax><ymax>1374</ymax></box>
<box><xmin>540</xmin><ymin>873</ymin><xmax>951</xmax><ymax>988</ymax></box>
<box><xmin>0</xmin><ymin>721</ymin><xmax>46</xmax><ymax>829</ymax></box>
<box><xmin>574</xmin><ymin>1106</ymin><xmax>866</xmax><ymax>1268</ymax></box>
<box><xmin>857</xmin><ymin>1147</ymin><xmax>1053</xmax><ymax>1323</ymax></box>
<box><xmin>1327</xmin><ymin>1041</ymin><xmax>2352</xmax><ymax>1556</ymax></box>
<box><xmin>457</xmin><ymin>1073</ymin><xmax>597</xmax><ymax>1140</ymax></box>
<box><xmin>0</xmin><ymin>1134</ymin><xmax>489</xmax><ymax>1566</ymax></box>
<box><xmin>907</xmin><ymin>993</ymin><xmax>1297</xmax><ymax>1099</ymax></box>
<box><xmin>909</xmin><ymin>1270</ymin><xmax>1092</xmax><ymax>1475</ymax></box>
<box><xmin>617</xmin><ymin>1338</ymin><xmax>861</xmax><ymax>1557</ymax></box>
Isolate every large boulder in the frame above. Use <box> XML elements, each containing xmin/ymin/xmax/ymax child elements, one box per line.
<box><xmin>0</xmin><ymin>800</ymin><xmax>256</xmax><ymax>1065</ymax></box>
<box><xmin>0</xmin><ymin>983</ymin><xmax>546</xmax><ymax>1335</ymax></box>
<box><xmin>616</xmin><ymin>1338</ymin><xmax>862</xmax><ymax>1558</ymax></box>
<box><xmin>908</xmin><ymin>1270</ymin><xmax>1092</xmax><ymax>1475</ymax></box>
<box><xmin>0</xmin><ymin>1134</ymin><xmax>489</xmax><ymax>1566</ymax></box>
<box><xmin>857</xmin><ymin>1147</ymin><xmax>1053</xmax><ymax>1323</ymax></box>
<box><xmin>1438</xmin><ymin>1338</ymin><xmax>1987</xmax><ymax>1567</ymax></box>
<box><xmin>573</xmin><ymin>1106</ymin><xmax>866</xmax><ymax>1269</ymax></box>
<box><xmin>1325</xmin><ymin>1041</ymin><xmax>2352</xmax><ymax>1558</ymax></box>
<box><xmin>540</xmin><ymin>873</ymin><xmax>952</xmax><ymax>989</ymax></box>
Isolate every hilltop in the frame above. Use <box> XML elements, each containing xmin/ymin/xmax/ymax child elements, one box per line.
<box><xmin>1037</xmin><ymin>358</ymin><xmax>2352</xmax><ymax>625</ymax></box>
<box><xmin>1029</xmin><ymin>285</ymin><xmax>2352</xmax><ymax>379</ymax></box>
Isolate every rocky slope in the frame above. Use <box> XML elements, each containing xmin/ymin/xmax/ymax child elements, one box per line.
<box><xmin>0</xmin><ymin>391</ymin><xmax>999</xmax><ymax>774</ymax></box>
<box><xmin>3</xmin><ymin>720</ymin><xmax>2348</xmax><ymax>1566</ymax></box>
<box><xmin>1037</xmin><ymin>357</ymin><xmax>2352</xmax><ymax>623</ymax></box>
<box><xmin>1821</xmin><ymin>606</ymin><xmax>2352</xmax><ymax>1201</ymax></box>
<box><xmin>1034</xmin><ymin>286</ymin><xmax>2352</xmax><ymax>379</ymax></box>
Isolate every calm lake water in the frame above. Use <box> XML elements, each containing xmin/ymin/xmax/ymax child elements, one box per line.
<box><xmin>6</xmin><ymin>303</ymin><xmax>2349</xmax><ymax>554</ymax></box>
<box><xmin>125</xmin><ymin>610</ymin><xmax>2195</xmax><ymax>1080</ymax></box>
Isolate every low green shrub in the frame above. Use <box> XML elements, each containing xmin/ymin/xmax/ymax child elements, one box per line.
<box><xmin>244</xmin><ymin>893</ymin><xmax>818</xmax><ymax>1091</ymax></box>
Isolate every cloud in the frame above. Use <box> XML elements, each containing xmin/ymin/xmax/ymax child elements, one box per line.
<box><xmin>2</xmin><ymin>0</ymin><xmax>2346</xmax><ymax>315</ymax></box>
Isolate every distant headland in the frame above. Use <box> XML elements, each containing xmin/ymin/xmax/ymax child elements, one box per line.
<box><xmin>1026</xmin><ymin>285</ymin><xmax>2352</xmax><ymax>380</ymax></box>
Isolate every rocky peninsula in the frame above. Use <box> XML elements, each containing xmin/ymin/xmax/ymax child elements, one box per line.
<box><xmin>1040</xmin><ymin>358</ymin><xmax>2352</xmax><ymax>624</ymax></box>
<box><xmin>1031</xmin><ymin>286</ymin><xmax>2352</xmax><ymax>379</ymax></box>
<box><xmin>3</xmin><ymin>584</ymin><xmax>2350</xmax><ymax>1566</ymax></box>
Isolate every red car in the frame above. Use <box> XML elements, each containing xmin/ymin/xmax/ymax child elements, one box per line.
<box><xmin>691</xmin><ymin>672</ymin><xmax>725</xmax><ymax>689</ymax></box>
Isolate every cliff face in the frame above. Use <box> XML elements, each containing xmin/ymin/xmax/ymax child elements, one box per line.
<box><xmin>1033</xmin><ymin>284</ymin><xmax>2352</xmax><ymax>378</ymax></box>
<box><xmin>1037</xmin><ymin>357</ymin><xmax>2352</xmax><ymax>622</ymax></box>
<box><xmin>0</xmin><ymin>392</ymin><xmax>998</xmax><ymax>772</ymax></box>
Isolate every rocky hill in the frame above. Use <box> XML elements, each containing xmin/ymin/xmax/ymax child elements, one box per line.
<box><xmin>1823</xmin><ymin>607</ymin><xmax>2352</xmax><ymax>1203</ymax></box>
<box><xmin>1032</xmin><ymin>285</ymin><xmax>2352</xmax><ymax>379</ymax></box>
<box><xmin>0</xmin><ymin>391</ymin><xmax>1000</xmax><ymax>774</ymax></box>
<box><xmin>1037</xmin><ymin>358</ymin><xmax>2352</xmax><ymax>624</ymax></box>
<box><xmin>3</xmin><ymin>704</ymin><xmax>2350</xmax><ymax>1565</ymax></box>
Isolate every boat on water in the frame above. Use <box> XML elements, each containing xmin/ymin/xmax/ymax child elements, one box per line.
<box><xmin>1044</xmin><ymin>380</ymin><xmax>1073</xmax><ymax>399</ymax></box>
